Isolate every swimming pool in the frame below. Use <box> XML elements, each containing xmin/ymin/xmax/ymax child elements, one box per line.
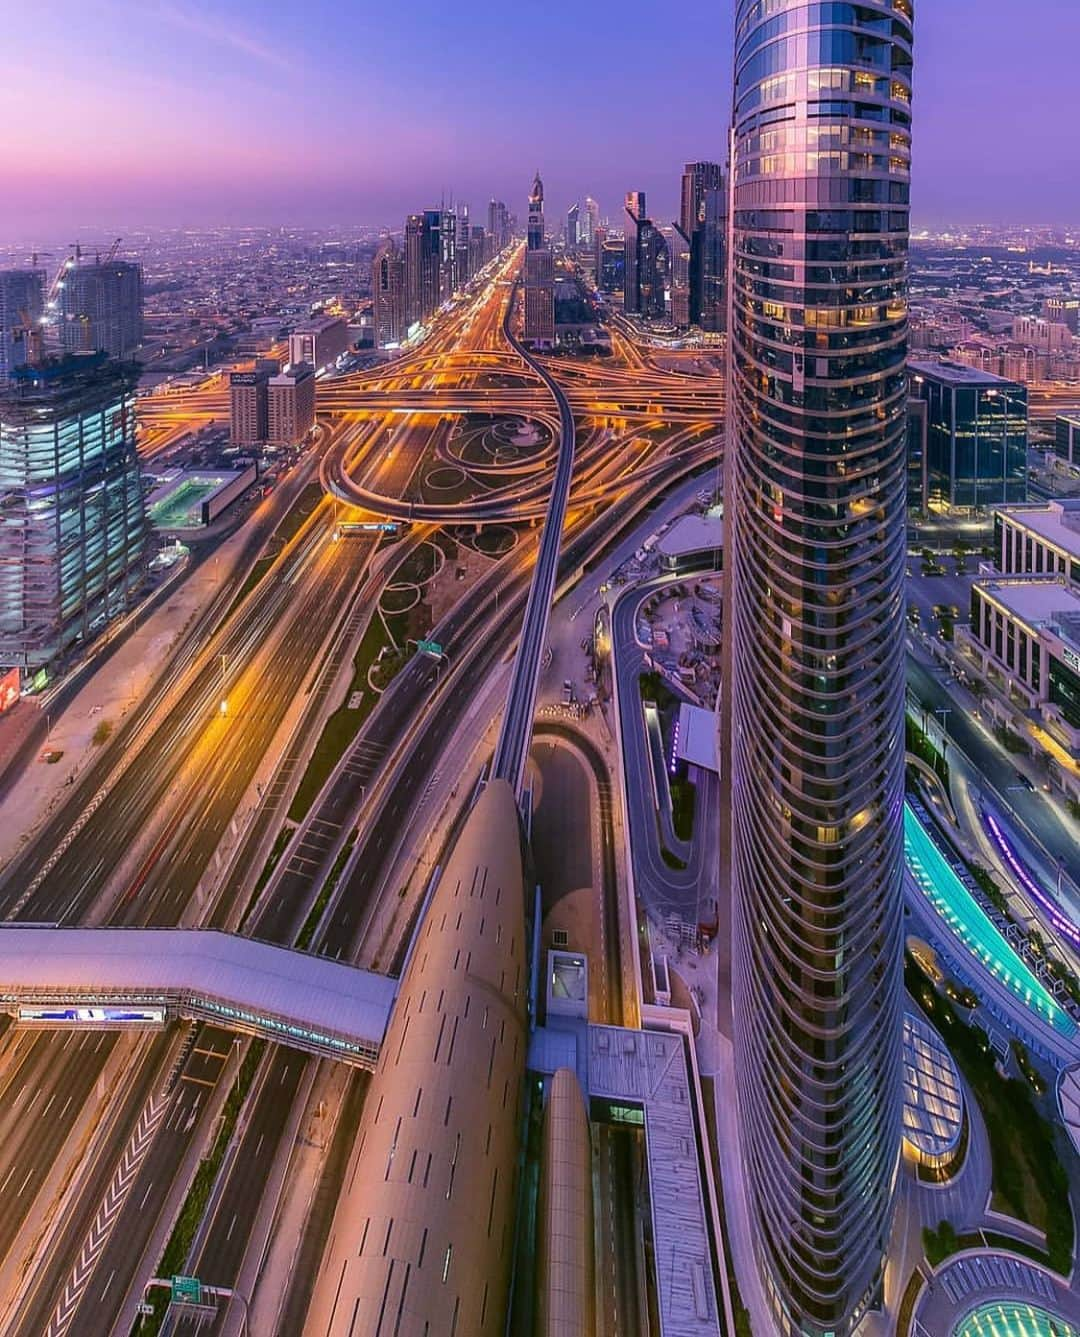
<box><xmin>953</xmin><ymin>1299</ymin><xmax>1077</xmax><ymax>1337</ymax></box>
<box><xmin>904</xmin><ymin>805</ymin><xmax>1077</xmax><ymax>1042</ymax></box>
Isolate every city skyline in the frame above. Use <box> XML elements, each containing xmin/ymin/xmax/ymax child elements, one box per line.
<box><xmin>1</xmin><ymin>0</ymin><xmax>1077</xmax><ymax>237</ymax></box>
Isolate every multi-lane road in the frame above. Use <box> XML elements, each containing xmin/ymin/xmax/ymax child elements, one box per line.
<box><xmin>0</xmin><ymin>243</ymin><xmax>724</xmax><ymax>1335</ymax></box>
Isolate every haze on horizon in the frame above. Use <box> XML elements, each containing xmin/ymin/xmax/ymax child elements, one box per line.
<box><xmin>0</xmin><ymin>0</ymin><xmax>1076</xmax><ymax>241</ymax></box>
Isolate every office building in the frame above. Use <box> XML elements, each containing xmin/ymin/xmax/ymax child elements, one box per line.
<box><xmin>670</xmin><ymin>226</ymin><xmax>692</xmax><ymax>330</ymax></box>
<box><xmin>680</xmin><ymin>161</ymin><xmax>726</xmax><ymax>331</ymax></box>
<box><xmin>229</xmin><ymin>359</ymin><xmax>277</xmax><ymax>446</ymax></box>
<box><xmin>723</xmin><ymin>3</ymin><xmax>914</xmax><ymax>1334</ymax></box>
<box><xmin>623</xmin><ymin>192</ymin><xmax>668</xmax><ymax>320</ymax></box>
<box><xmin>566</xmin><ymin>202</ymin><xmax>580</xmax><ymax>248</ymax></box>
<box><xmin>289</xmin><ymin>314</ymin><xmax>349</xmax><ymax>375</ymax></box>
<box><xmin>598</xmin><ymin>237</ymin><xmax>624</xmax><ymax>295</ymax></box>
<box><xmin>0</xmin><ymin>269</ymin><xmax>45</xmax><ymax>385</ymax></box>
<box><xmin>907</xmin><ymin>397</ymin><xmax>929</xmax><ymax>514</ymax></box>
<box><xmin>524</xmin><ymin>172</ymin><xmax>555</xmax><ymax>345</ymax></box>
<box><xmin>488</xmin><ymin>198</ymin><xmax>510</xmax><ymax>252</ymax></box>
<box><xmin>372</xmin><ymin>241</ymin><xmax>406</xmax><ymax>347</ymax></box>
<box><xmin>58</xmin><ymin>259</ymin><xmax>143</xmax><ymax>359</ymax></box>
<box><xmin>960</xmin><ymin>577</ymin><xmax>1080</xmax><ymax>761</ymax></box>
<box><xmin>421</xmin><ymin>209</ymin><xmax>444</xmax><ymax>316</ymax></box>
<box><xmin>404</xmin><ymin>213</ymin><xmax>426</xmax><ymax>328</ymax></box>
<box><xmin>1055</xmin><ymin>415</ymin><xmax>1080</xmax><ymax>468</ymax></box>
<box><xmin>268</xmin><ymin>363</ymin><xmax>316</xmax><ymax>446</ymax></box>
<box><xmin>623</xmin><ymin>191</ymin><xmax>645</xmax><ymax>313</ymax></box>
<box><xmin>993</xmin><ymin>500</ymin><xmax>1080</xmax><ymax>586</ymax></box>
<box><xmin>0</xmin><ymin>354</ymin><xmax>146</xmax><ymax>671</ymax></box>
<box><xmin>583</xmin><ymin>196</ymin><xmax>599</xmax><ymax>248</ymax></box>
<box><xmin>909</xmin><ymin>360</ymin><xmax>1028</xmax><ymax>511</ymax></box>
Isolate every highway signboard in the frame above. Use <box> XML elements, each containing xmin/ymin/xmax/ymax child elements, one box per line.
<box><xmin>171</xmin><ymin>1276</ymin><xmax>202</xmax><ymax>1305</ymax></box>
<box><xmin>417</xmin><ymin>639</ymin><xmax>443</xmax><ymax>657</ymax></box>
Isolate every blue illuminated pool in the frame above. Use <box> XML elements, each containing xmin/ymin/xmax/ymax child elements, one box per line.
<box><xmin>904</xmin><ymin>805</ymin><xmax>1077</xmax><ymax>1041</ymax></box>
<box><xmin>953</xmin><ymin>1300</ymin><xmax>1077</xmax><ymax>1337</ymax></box>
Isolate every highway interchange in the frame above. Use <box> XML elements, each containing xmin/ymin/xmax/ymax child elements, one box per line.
<box><xmin>0</xmin><ymin>246</ymin><xmax>724</xmax><ymax>1334</ymax></box>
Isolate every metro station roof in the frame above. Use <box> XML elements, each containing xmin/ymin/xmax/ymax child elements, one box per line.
<box><xmin>0</xmin><ymin>927</ymin><xmax>397</xmax><ymax>1065</ymax></box>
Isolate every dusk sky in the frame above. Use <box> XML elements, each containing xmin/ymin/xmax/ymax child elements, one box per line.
<box><xmin>2</xmin><ymin>0</ymin><xmax>1077</xmax><ymax>240</ymax></box>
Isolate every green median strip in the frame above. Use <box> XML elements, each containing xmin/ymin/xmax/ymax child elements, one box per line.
<box><xmin>297</xmin><ymin>834</ymin><xmax>358</xmax><ymax>952</ymax></box>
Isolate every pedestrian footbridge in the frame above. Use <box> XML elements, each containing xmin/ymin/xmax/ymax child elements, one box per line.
<box><xmin>0</xmin><ymin>927</ymin><xmax>396</xmax><ymax>1067</ymax></box>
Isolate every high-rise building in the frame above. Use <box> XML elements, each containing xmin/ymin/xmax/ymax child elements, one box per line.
<box><xmin>1056</xmin><ymin>414</ymin><xmax>1080</xmax><ymax>468</ymax></box>
<box><xmin>422</xmin><ymin>209</ymin><xmax>444</xmax><ymax>316</ymax></box>
<box><xmin>372</xmin><ymin>241</ymin><xmax>406</xmax><ymax>347</ymax></box>
<box><xmin>909</xmin><ymin>360</ymin><xmax>1028</xmax><ymax>510</ymax></box>
<box><xmin>598</xmin><ymin>237</ymin><xmax>624</xmax><ymax>295</ymax></box>
<box><xmin>488</xmin><ymin>199</ymin><xmax>510</xmax><ymax>252</ymax></box>
<box><xmin>289</xmin><ymin>314</ymin><xmax>349</xmax><ymax>374</ymax></box>
<box><xmin>268</xmin><ymin>363</ymin><xmax>316</xmax><ymax>446</ymax></box>
<box><xmin>0</xmin><ymin>354</ymin><xmax>146</xmax><ymax>670</ymax></box>
<box><xmin>583</xmin><ymin>196</ymin><xmax>600</xmax><ymax>248</ymax></box>
<box><xmin>723</xmin><ymin>4</ymin><xmax>914</xmax><ymax>1335</ymax></box>
<box><xmin>0</xmin><ymin>269</ymin><xmax>45</xmax><ymax>385</ymax></box>
<box><xmin>58</xmin><ymin>259</ymin><xmax>143</xmax><ymax>359</ymax></box>
<box><xmin>623</xmin><ymin>191</ymin><xmax>645</xmax><ymax>313</ymax></box>
<box><xmin>524</xmin><ymin>172</ymin><xmax>555</xmax><ymax>345</ymax></box>
<box><xmin>670</xmin><ymin>226</ymin><xmax>693</xmax><ymax>330</ymax></box>
<box><xmin>229</xmin><ymin>359</ymin><xmax>278</xmax><ymax>446</ymax></box>
<box><xmin>566</xmin><ymin>202</ymin><xmax>580</xmax><ymax>248</ymax></box>
<box><xmin>404</xmin><ymin>213</ymin><xmax>426</xmax><ymax>328</ymax></box>
<box><xmin>680</xmin><ymin>161</ymin><xmax>727</xmax><ymax>331</ymax></box>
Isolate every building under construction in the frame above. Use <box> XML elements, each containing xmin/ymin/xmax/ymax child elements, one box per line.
<box><xmin>0</xmin><ymin>352</ymin><xmax>147</xmax><ymax>673</ymax></box>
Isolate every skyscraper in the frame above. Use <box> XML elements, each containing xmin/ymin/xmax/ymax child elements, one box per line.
<box><xmin>524</xmin><ymin>172</ymin><xmax>555</xmax><ymax>345</ymax></box>
<box><xmin>724</xmin><ymin>4</ymin><xmax>914</xmax><ymax>1335</ymax></box>
<box><xmin>57</xmin><ymin>259</ymin><xmax>143</xmax><ymax>358</ymax></box>
<box><xmin>0</xmin><ymin>353</ymin><xmax>146</xmax><ymax>670</ymax></box>
<box><xmin>623</xmin><ymin>191</ymin><xmax>645</xmax><ymax>313</ymax></box>
<box><xmin>404</xmin><ymin>213</ymin><xmax>426</xmax><ymax>327</ymax></box>
<box><xmin>566</xmin><ymin>202</ymin><xmax>580</xmax><ymax>248</ymax></box>
<box><xmin>268</xmin><ymin>362</ymin><xmax>316</xmax><ymax>446</ymax></box>
<box><xmin>0</xmin><ymin>269</ymin><xmax>45</xmax><ymax>385</ymax></box>
<box><xmin>373</xmin><ymin>240</ymin><xmax>406</xmax><ymax>347</ymax></box>
<box><xmin>680</xmin><ymin>161</ymin><xmax>727</xmax><ymax>331</ymax></box>
<box><xmin>583</xmin><ymin>196</ymin><xmax>600</xmax><ymax>248</ymax></box>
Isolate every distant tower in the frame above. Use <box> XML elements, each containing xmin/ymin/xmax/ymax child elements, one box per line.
<box><xmin>524</xmin><ymin>172</ymin><xmax>555</xmax><ymax>345</ymax></box>
<box><xmin>623</xmin><ymin>190</ymin><xmax>645</xmax><ymax>313</ymax></box>
<box><xmin>566</xmin><ymin>202</ymin><xmax>580</xmax><ymax>249</ymax></box>
<box><xmin>583</xmin><ymin>196</ymin><xmax>600</xmax><ymax>248</ymax></box>
<box><xmin>372</xmin><ymin>240</ymin><xmax>406</xmax><ymax>347</ymax></box>
<box><xmin>680</xmin><ymin>161</ymin><xmax>727</xmax><ymax>332</ymax></box>
<box><xmin>723</xmin><ymin>2</ymin><xmax>915</xmax><ymax>1334</ymax></box>
<box><xmin>58</xmin><ymin>258</ymin><xmax>143</xmax><ymax>358</ymax></box>
<box><xmin>527</xmin><ymin>171</ymin><xmax>546</xmax><ymax>251</ymax></box>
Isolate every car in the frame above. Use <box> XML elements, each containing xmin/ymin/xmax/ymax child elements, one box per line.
<box><xmin>561</xmin><ymin>679</ymin><xmax>574</xmax><ymax>705</ymax></box>
<box><xmin>1015</xmin><ymin>771</ymin><xmax>1035</xmax><ymax>791</ymax></box>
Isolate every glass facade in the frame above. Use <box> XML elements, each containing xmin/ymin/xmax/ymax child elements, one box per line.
<box><xmin>725</xmin><ymin>2</ymin><xmax>912</xmax><ymax>1334</ymax></box>
<box><xmin>910</xmin><ymin>364</ymin><xmax>1027</xmax><ymax>511</ymax></box>
<box><xmin>0</xmin><ymin>354</ymin><xmax>146</xmax><ymax>670</ymax></box>
<box><xmin>1048</xmin><ymin>651</ymin><xmax>1080</xmax><ymax>730</ymax></box>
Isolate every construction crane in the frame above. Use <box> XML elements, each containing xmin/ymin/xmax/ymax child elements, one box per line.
<box><xmin>45</xmin><ymin>245</ymin><xmax>80</xmax><ymax>314</ymax></box>
<box><xmin>103</xmin><ymin>236</ymin><xmax>122</xmax><ymax>266</ymax></box>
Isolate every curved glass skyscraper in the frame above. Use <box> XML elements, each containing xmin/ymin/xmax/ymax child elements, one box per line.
<box><xmin>724</xmin><ymin>3</ymin><xmax>914</xmax><ymax>1333</ymax></box>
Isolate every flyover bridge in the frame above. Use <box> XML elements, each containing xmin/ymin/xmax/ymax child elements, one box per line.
<box><xmin>0</xmin><ymin>927</ymin><xmax>395</xmax><ymax>1067</ymax></box>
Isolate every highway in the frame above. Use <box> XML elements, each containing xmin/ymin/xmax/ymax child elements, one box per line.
<box><xmin>0</xmin><ymin>243</ymin><xmax>723</xmax><ymax>1335</ymax></box>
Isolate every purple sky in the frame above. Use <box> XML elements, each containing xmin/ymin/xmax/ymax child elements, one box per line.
<box><xmin>1</xmin><ymin>0</ymin><xmax>1076</xmax><ymax>239</ymax></box>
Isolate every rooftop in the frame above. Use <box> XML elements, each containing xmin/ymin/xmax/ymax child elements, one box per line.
<box><xmin>902</xmin><ymin>1011</ymin><xmax>965</xmax><ymax>1165</ymax></box>
<box><xmin>909</xmin><ymin>358</ymin><xmax>1023</xmax><ymax>389</ymax></box>
<box><xmin>997</xmin><ymin>500</ymin><xmax>1080</xmax><ymax>561</ymax></box>
<box><xmin>976</xmin><ymin>577</ymin><xmax>1080</xmax><ymax>634</ymax></box>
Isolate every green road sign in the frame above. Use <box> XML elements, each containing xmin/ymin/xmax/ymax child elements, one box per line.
<box><xmin>417</xmin><ymin>639</ymin><xmax>443</xmax><ymax>657</ymax></box>
<box><xmin>171</xmin><ymin>1276</ymin><xmax>202</xmax><ymax>1305</ymax></box>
